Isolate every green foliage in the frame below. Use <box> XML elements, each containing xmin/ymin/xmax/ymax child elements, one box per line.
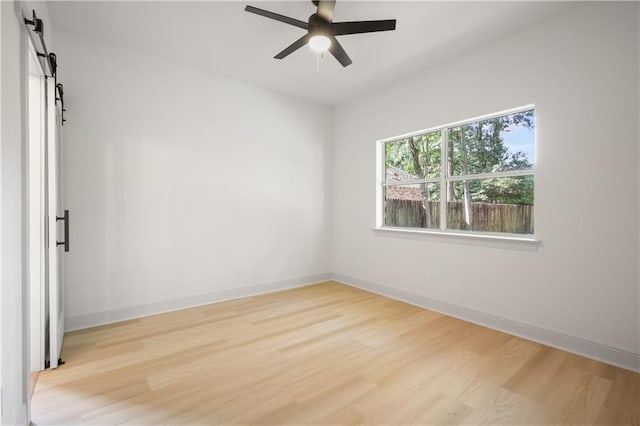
<box><xmin>476</xmin><ymin>176</ymin><xmax>534</xmax><ymax>205</ymax></box>
<box><xmin>448</xmin><ymin>111</ymin><xmax>534</xmax><ymax>175</ymax></box>
<box><xmin>385</xmin><ymin>131</ymin><xmax>441</xmax><ymax>179</ymax></box>
<box><xmin>385</xmin><ymin>110</ymin><xmax>534</xmax><ymax>206</ymax></box>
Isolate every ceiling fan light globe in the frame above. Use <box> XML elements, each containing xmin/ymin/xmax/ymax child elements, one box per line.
<box><xmin>309</xmin><ymin>35</ymin><xmax>331</xmax><ymax>52</ymax></box>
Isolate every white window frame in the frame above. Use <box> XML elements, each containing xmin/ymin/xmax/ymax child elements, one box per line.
<box><xmin>375</xmin><ymin>105</ymin><xmax>538</xmax><ymax>244</ymax></box>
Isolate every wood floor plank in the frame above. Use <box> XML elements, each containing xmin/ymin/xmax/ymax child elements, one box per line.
<box><xmin>31</xmin><ymin>281</ymin><xmax>640</xmax><ymax>425</ymax></box>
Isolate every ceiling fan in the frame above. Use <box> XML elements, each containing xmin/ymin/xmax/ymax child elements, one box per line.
<box><xmin>244</xmin><ymin>0</ymin><xmax>397</xmax><ymax>67</ymax></box>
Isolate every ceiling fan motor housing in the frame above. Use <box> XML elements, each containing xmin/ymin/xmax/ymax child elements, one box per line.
<box><xmin>309</xmin><ymin>14</ymin><xmax>331</xmax><ymax>37</ymax></box>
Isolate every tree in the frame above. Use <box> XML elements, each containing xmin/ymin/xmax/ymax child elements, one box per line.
<box><xmin>384</xmin><ymin>110</ymin><xmax>534</xmax><ymax>229</ymax></box>
<box><xmin>386</xmin><ymin>132</ymin><xmax>441</xmax><ymax>228</ymax></box>
<box><xmin>447</xmin><ymin>111</ymin><xmax>534</xmax><ymax>207</ymax></box>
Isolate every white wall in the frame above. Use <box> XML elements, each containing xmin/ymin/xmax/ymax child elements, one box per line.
<box><xmin>54</xmin><ymin>31</ymin><xmax>333</xmax><ymax>325</ymax></box>
<box><xmin>0</xmin><ymin>0</ymin><xmax>4</xmax><ymax>418</ymax></box>
<box><xmin>1</xmin><ymin>2</ymin><xmax>27</xmax><ymax>423</ymax></box>
<box><xmin>332</xmin><ymin>2</ymin><xmax>639</xmax><ymax>364</ymax></box>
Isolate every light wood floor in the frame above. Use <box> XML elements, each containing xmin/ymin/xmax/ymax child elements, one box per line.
<box><xmin>32</xmin><ymin>282</ymin><xmax>639</xmax><ymax>425</ymax></box>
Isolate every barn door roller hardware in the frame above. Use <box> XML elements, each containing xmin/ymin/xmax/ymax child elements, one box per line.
<box><xmin>56</xmin><ymin>83</ymin><xmax>66</xmax><ymax>124</ymax></box>
<box><xmin>25</xmin><ymin>9</ymin><xmax>68</xmax><ymax>125</ymax></box>
<box><xmin>24</xmin><ymin>10</ymin><xmax>55</xmax><ymax>77</ymax></box>
<box><xmin>44</xmin><ymin>358</ymin><xmax>65</xmax><ymax>369</ymax></box>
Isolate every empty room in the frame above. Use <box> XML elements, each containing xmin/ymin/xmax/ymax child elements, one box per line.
<box><xmin>1</xmin><ymin>0</ymin><xmax>639</xmax><ymax>424</ymax></box>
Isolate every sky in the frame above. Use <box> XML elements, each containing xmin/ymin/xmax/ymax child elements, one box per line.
<box><xmin>501</xmin><ymin>119</ymin><xmax>536</xmax><ymax>165</ymax></box>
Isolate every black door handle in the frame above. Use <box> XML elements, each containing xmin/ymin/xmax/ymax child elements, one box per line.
<box><xmin>56</xmin><ymin>209</ymin><xmax>70</xmax><ymax>252</ymax></box>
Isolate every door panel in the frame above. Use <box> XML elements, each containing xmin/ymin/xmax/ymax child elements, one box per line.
<box><xmin>27</xmin><ymin>35</ymin><xmax>47</xmax><ymax>379</ymax></box>
<box><xmin>47</xmin><ymin>81</ymin><xmax>65</xmax><ymax>369</ymax></box>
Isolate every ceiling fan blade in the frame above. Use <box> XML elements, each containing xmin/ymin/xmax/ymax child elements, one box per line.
<box><xmin>274</xmin><ymin>34</ymin><xmax>312</xmax><ymax>59</ymax></box>
<box><xmin>328</xmin><ymin>36</ymin><xmax>352</xmax><ymax>67</ymax></box>
<box><xmin>331</xmin><ymin>20</ymin><xmax>396</xmax><ymax>36</ymax></box>
<box><xmin>316</xmin><ymin>0</ymin><xmax>336</xmax><ymax>21</ymax></box>
<box><xmin>245</xmin><ymin>5</ymin><xmax>309</xmax><ymax>30</ymax></box>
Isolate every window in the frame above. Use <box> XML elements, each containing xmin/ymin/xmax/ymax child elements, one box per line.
<box><xmin>378</xmin><ymin>107</ymin><xmax>535</xmax><ymax>238</ymax></box>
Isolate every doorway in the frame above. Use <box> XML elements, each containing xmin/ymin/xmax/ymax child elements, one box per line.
<box><xmin>25</xmin><ymin>28</ymin><xmax>66</xmax><ymax>396</ymax></box>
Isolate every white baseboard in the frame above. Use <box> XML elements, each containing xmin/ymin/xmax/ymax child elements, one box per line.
<box><xmin>332</xmin><ymin>273</ymin><xmax>640</xmax><ymax>373</ymax></box>
<box><xmin>17</xmin><ymin>403</ymin><xmax>27</xmax><ymax>426</ymax></box>
<box><xmin>64</xmin><ymin>271</ymin><xmax>639</xmax><ymax>373</ymax></box>
<box><xmin>64</xmin><ymin>273</ymin><xmax>332</xmax><ymax>332</ymax></box>
<box><xmin>1</xmin><ymin>403</ymin><xmax>28</xmax><ymax>426</ymax></box>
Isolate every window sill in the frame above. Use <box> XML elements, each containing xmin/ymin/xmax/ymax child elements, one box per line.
<box><xmin>373</xmin><ymin>226</ymin><xmax>540</xmax><ymax>246</ymax></box>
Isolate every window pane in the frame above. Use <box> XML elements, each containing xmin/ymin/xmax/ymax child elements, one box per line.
<box><xmin>446</xmin><ymin>176</ymin><xmax>534</xmax><ymax>234</ymax></box>
<box><xmin>385</xmin><ymin>131</ymin><xmax>442</xmax><ymax>182</ymax></box>
<box><xmin>384</xmin><ymin>183</ymin><xmax>440</xmax><ymax>229</ymax></box>
<box><xmin>448</xmin><ymin>110</ymin><xmax>535</xmax><ymax>176</ymax></box>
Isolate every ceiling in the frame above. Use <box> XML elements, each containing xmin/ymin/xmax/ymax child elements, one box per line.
<box><xmin>48</xmin><ymin>1</ymin><xmax>575</xmax><ymax>105</ymax></box>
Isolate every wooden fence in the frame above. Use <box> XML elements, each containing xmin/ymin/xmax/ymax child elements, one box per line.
<box><xmin>385</xmin><ymin>200</ymin><xmax>533</xmax><ymax>234</ymax></box>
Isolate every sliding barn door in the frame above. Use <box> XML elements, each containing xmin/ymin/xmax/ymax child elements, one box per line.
<box><xmin>46</xmin><ymin>80</ymin><xmax>66</xmax><ymax>369</ymax></box>
<box><xmin>27</xmin><ymin>35</ymin><xmax>47</xmax><ymax>376</ymax></box>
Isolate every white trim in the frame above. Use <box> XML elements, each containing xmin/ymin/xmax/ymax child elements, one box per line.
<box><xmin>378</xmin><ymin>104</ymin><xmax>536</xmax><ymax>144</ymax></box>
<box><xmin>64</xmin><ymin>273</ymin><xmax>332</xmax><ymax>332</ymax></box>
<box><xmin>46</xmin><ymin>78</ymin><xmax>64</xmax><ymax>369</ymax></box>
<box><xmin>373</xmin><ymin>226</ymin><xmax>539</xmax><ymax>245</ymax></box>
<box><xmin>440</xmin><ymin>129</ymin><xmax>448</xmax><ymax>231</ymax></box>
<box><xmin>384</xmin><ymin>177</ymin><xmax>441</xmax><ymax>186</ymax></box>
<box><xmin>0</xmin><ymin>1</ymin><xmax>4</xmax><ymax>419</ymax></box>
<box><xmin>444</xmin><ymin>169</ymin><xmax>534</xmax><ymax>182</ymax></box>
<box><xmin>26</xmin><ymin>35</ymin><xmax>46</xmax><ymax>375</ymax></box>
<box><xmin>377</xmin><ymin>106</ymin><xmax>536</xmax><ymax>240</ymax></box>
<box><xmin>375</xmin><ymin>138</ymin><xmax>384</xmax><ymax>228</ymax></box>
<box><xmin>16</xmin><ymin>403</ymin><xmax>28</xmax><ymax>426</ymax></box>
<box><xmin>332</xmin><ymin>273</ymin><xmax>640</xmax><ymax>373</ymax></box>
<box><xmin>384</xmin><ymin>170</ymin><xmax>535</xmax><ymax>187</ymax></box>
<box><xmin>24</xmin><ymin>33</ymin><xmax>46</xmax><ymax>79</ymax></box>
